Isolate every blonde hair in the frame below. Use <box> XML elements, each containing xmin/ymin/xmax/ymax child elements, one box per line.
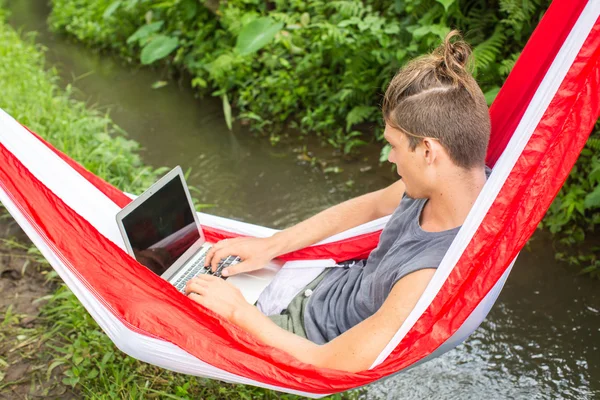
<box><xmin>382</xmin><ymin>30</ymin><xmax>490</xmax><ymax>169</ymax></box>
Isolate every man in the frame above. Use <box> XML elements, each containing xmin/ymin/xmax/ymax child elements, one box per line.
<box><xmin>185</xmin><ymin>31</ymin><xmax>491</xmax><ymax>372</ymax></box>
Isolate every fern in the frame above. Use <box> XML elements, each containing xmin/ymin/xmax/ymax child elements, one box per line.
<box><xmin>409</xmin><ymin>0</ymin><xmax>440</xmax><ymax>19</ymax></box>
<box><xmin>499</xmin><ymin>0</ymin><xmax>545</xmax><ymax>39</ymax></box>
<box><xmin>498</xmin><ymin>51</ymin><xmax>520</xmax><ymax>77</ymax></box>
<box><xmin>587</xmin><ymin>137</ymin><xmax>600</xmax><ymax>151</ymax></box>
<box><xmin>328</xmin><ymin>1</ymin><xmax>366</xmax><ymax>19</ymax></box>
<box><xmin>346</xmin><ymin>51</ymin><xmax>371</xmax><ymax>77</ymax></box>
<box><xmin>460</xmin><ymin>2</ymin><xmax>499</xmax><ymax>39</ymax></box>
<box><xmin>499</xmin><ymin>0</ymin><xmax>541</xmax><ymax>25</ymax></box>
<box><xmin>268</xmin><ymin>12</ymin><xmax>296</xmax><ymax>26</ymax></box>
<box><xmin>346</xmin><ymin>105</ymin><xmax>377</xmax><ymax>132</ymax></box>
<box><xmin>472</xmin><ymin>25</ymin><xmax>505</xmax><ymax>72</ymax></box>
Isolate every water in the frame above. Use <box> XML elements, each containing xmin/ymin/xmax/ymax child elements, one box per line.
<box><xmin>7</xmin><ymin>1</ymin><xmax>600</xmax><ymax>398</ymax></box>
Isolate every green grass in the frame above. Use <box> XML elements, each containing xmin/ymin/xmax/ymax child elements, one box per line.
<box><xmin>0</xmin><ymin>12</ymin><xmax>360</xmax><ymax>400</ymax></box>
<box><xmin>0</xmin><ymin>28</ymin><xmax>160</xmax><ymax>195</ymax></box>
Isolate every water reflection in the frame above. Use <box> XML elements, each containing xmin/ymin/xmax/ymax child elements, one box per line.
<box><xmin>7</xmin><ymin>1</ymin><xmax>600</xmax><ymax>398</ymax></box>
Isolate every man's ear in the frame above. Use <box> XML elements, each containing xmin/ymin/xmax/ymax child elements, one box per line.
<box><xmin>422</xmin><ymin>138</ymin><xmax>437</xmax><ymax>165</ymax></box>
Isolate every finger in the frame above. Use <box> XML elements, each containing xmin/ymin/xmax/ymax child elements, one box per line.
<box><xmin>188</xmin><ymin>276</ymin><xmax>213</xmax><ymax>285</ymax></box>
<box><xmin>210</xmin><ymin>249</ymin><xmax>228</xmax><ymax>272</ymax></box>
<box><xmin>185</xmin><ymin>280</ymin><xmax>209</xmax><ymax>295</ymax></box>
<box><xmin>222</xmin><ymin>260</ymin><xmax>253</xmax><ymax>277</ymax></box>
<box><xmin>187</xmin><ymin>293</ymin><xmax>205</xmax><ymax>305</ymax></box>
<box><xmin>215</xmin><ymin>238</ymin><xmax>230</xmax><ymax>249</ymax></box>
<box><xmin>204</xmin><ymin>246</ymin><xmax>217</xmax><ymax>268</ymax></box>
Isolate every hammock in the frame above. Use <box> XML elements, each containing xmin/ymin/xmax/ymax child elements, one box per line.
<box><xmin>0</xmin><ymin>0</ymin><xmax>598</xmax><ymax>396</ymax></box>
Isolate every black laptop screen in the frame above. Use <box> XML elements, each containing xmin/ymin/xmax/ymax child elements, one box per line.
<box><xmin>122</xmin><ymin>176</ymin><xmax>200</xmax><ymax>276</ymax></box>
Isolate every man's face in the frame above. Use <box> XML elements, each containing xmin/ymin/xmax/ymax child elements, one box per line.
<box><xmin>383</xmin><ymin>124</ymin><xmax>428</xmax><ymax>198</ymax></box>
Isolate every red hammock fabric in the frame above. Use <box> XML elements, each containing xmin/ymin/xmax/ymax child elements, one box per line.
<box><xmin>0</xmin><ymin>0</ymin><xmax>597</xmax><ymax>394</ymax></box>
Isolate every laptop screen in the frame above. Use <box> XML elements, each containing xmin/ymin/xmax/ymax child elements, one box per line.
<box><xmin>122</xmin><ymin>176</ymin><xmax>200</xmax><ymax>276</ymax></box>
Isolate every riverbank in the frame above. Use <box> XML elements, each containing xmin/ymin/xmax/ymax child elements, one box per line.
<box><xmin>0</xmin><ymin>12</ymin><xmax>356</xmax><ymax>399</ymax></box>
<box><xmin>0</xmin><ymin>217</ymin><xmax>77</xmax><ymax>398</ymax></box>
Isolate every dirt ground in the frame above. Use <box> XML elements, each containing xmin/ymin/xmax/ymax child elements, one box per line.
<box><xmin>0</xmin><ymin>215</ymin><xmax>77</xmax><ymax>399</ymax></box>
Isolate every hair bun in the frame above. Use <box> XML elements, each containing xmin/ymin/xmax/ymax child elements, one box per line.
<box><xmin>444</xmin><ymin>30</ymin><xmax>471</xmax><ymax>67</ymax></box>
<box><xmin>434</xmin><ymin>30</ymin><xmax>473</xmax><ymax>85</ymax></box>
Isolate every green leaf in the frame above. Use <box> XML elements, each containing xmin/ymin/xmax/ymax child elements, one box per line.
<box><xmin>484</xmin><ymin>86</ymin><xmax>500</xmax><ymax>106</ymax></box>
<box><xmin>124</xmin><ymin>0</ymin><xmax>140</xmax><ymax>10</ymax></box>
<box><xmin>191</xmin><ymin>77</ymin><xmax>207</xmax><ymax>88</ymax></box>
<box><xmin>86</xmin><ymin>368</ymin><xmax>99</xmax><ymax>379</ymax></box>
<box><xmin>344</xmin><ymin>139</ymin><xmax>367</xmax><ymax>155</ymax></box>
<box><xmin>127</xmin><ymin>21</ymin><xmax>164</xmax><ymax>45</ymax></box>
<box><xmin>222</xmin><ymin>94</ymin><xmax>233</xmax><ymax>131</ymax></box>
<box><xmin>140</xmin><ymin>35</ymin><xmax>179</xmax><ymax>65</ymax></box>
<box><xmin>151</xmin><ymin>80</ymin><xmax>168</xmax><ymax>89</ymax></box>
<box><xmin>235</xmin><ymin>18</ymin><xmax>284</xmax><ymax>55</ymax></box>
<box><xmin>412</xmin><ymin>24</ymin><xmax>450</xmax><ymax>40</ymax></box>
<box><xmin>62</xmin><ymin>376</ymin><xmax>79</xmax><ymax>387</ymax></box>
<box><xmin>152</xmin><ymin>0</ymin><xmax>176</xmax><ymax>8</ymax></box>
<box><xmin>100</xmin><ymin>351</ymin><xmax>113</xmax><ymax>366</ymax></box>
<box><xmin>473</xmin><ymin>26</ymin><xmax>505</xmax><ymax>72</ymax></box>
<box><xmin>180</xmin><ymin>0</ymin><xmax>198</xmax><ymax>21</ymax></box>
<box><xmin>300</xmin><ymin>12</ymin><xmax>310</xmax><ymax>27</ymax></box>
<box><xmin>436</xmin><ymin>0</ymin><xmax>455</xmax><ymax>12</ymax></box>
<box><xmin>584</xmin><ymin>185</ymin><xmax>600</xmax><ymax>209</ymax></box>
<box><xmin>46</xmin><ymin>360</ymin><xmax>64</xmax><ymax>380</ymax></box>
<box><xmin>103</xmin><ymin>1</ymin><xmax>122</xmax><ymax>20</ymax></box>
<box><xmin>380</xmin><ymin>144</ymin><xmax>391</xmax><ymax>163</ymax></box>
<box><xmin>346</xmin><ymin>105</ymin><xmax>376</xmax><ymax>131</ymax></box>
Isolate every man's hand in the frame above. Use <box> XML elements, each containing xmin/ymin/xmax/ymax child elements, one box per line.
<box><xmin>204</xmin><ymin>236</ymin><xmax>279</xmax><ymax>277</ymax></box>
<box><xmin>185</xmin><ymin>275</ymin><xmax>252</xmax><ymax>320</ymax></box>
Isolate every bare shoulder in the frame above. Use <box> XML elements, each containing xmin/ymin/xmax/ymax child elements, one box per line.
<box><xmin>382</xmin><ymin>268</ymin><xmax>436</xmax><ymax>313</ymax></box>
<box><xmin>374</xmin><ymin>179</ymin><xmax>406</xmax><ymax>219</ymax></box>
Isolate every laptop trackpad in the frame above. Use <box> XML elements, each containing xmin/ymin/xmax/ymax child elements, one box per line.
<box><xmin>226</xmin><ymin>262</ymin><xmax>280</xmax><ymax>304</ymax></box>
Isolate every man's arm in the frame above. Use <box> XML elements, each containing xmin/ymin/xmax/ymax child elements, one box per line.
<box><xmin>186</xmin><ymin>267</ymin><xmax>434</xmax><ymax>372</ymax></box>
<box><xmin>267</xmin><ymin>179</ymin><xmax>406</xmax><ymax>256</ymax></box>
<box><xmin>206</xmin><ymin>179</ymin><xmax>406</xmax><ymax>274</ymax></box>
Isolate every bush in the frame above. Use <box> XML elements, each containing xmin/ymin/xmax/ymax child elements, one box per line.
<box><xmin>48</xmin><ymin>0</ymin><xmax>551</xmax><ymax>152</ymax></box>
<box><xmin>542</xmin><ymin>124</ymin><xmax>600</xmax><ymax>277</ymax></box>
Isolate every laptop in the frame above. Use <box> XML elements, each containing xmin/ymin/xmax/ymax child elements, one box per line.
<box><xmin>116</xmin><ymin>166</ymin><xmax>280</xmax><ymax>304</ymax></box>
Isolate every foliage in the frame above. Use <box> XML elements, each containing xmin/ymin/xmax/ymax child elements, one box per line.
<box><xmin>235</xmin><ymin>17</ymin><xmax>284</xmax><ymax>56</ymax></box>
<box><xmin>46</xmin><ymin>0</ymin><xmax>551</xmax><ymax>151</ymax></box>
<box><xmin>542</xmin><ymin>123</ymin><xmax>600</xmax><ymax>276</ymax></box>
<box><xmin>0</xmin><ymin>14</ymin><xmax>360</xmax><ymax>397</ymax></box>
<box><xmin>140</xmin><ymin>34</ymin><xmax>179</xmax><ymax>64</ymax></box>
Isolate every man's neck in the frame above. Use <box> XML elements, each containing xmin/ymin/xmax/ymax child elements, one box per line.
<box><xmin>420</xmin><ymin>167</ymin><xmax>487</xmax><ymax>232</ymax></box>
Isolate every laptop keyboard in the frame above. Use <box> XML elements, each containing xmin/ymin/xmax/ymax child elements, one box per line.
<box><xmin>173</xmin><ymin>251</ymin><xmax>241</xmax><ymax>293</ymax></box>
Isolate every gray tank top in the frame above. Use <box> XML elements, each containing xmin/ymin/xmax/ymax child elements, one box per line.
<box><xmin>303</xmin><ymin>195</ymin><xmax>460</xmax><ymax>344</ymax></box>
